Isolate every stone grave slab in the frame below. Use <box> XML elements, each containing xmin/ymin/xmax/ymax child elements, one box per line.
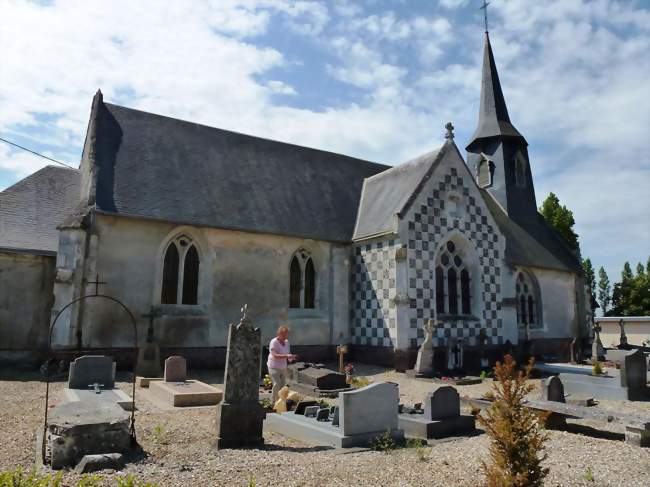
<box><xmin>398</xmin><ymin>386</ymin><xmax>475</xmax><ymax>440</ymax></box>
<box><xmin>287</xmin><ymin>362</ymin><xmax>352</xmax><ymax>397</ymax></box>
<box><xmin>149</xmin><ymin>380</ymin><xmax>222</xmax><ymax>407</ymax></box>
<box><xmin>68</xmin><ymin>355</ymin><xmax>116</xmax><ymax>389</ymax></box>
<box><xmin>559</xmin><ymin>373</ymin><xmax>629</xmax><ymax>401</ymax></box>
<box><xmin>265</xmin><ymin>381</ymin><xmax>404</xmax><ymax>448</ymax></box>
<box><xmin>135</xmin><ymin>376</ymin><xmax>163</xmax><ymax>388</ymax></box>
<box><xmin>63</xmin><ymin>387</ymin><xmax>134</xmax><ymax>411</ymax></box>
<box><xmin>43</xmin><ymin>400</ymin><xmax>131</xmax><ymax>469</ymax></box>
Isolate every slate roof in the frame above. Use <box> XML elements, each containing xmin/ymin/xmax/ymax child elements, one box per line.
<box><xmin>0</xmin><ymin>165</ymin><xmax>80</xmax><ymax>254</ymax></box>
<box><xmin>88</xmin><ymin>99</ymin><xmax>388</xmax><ymax>243</ymax></box>
<box><xmin>467</xmin><ymin>33</ymin><xmax>526</xmax><ymax>150</ymax></box>
<box><xmin>353</xmin><ymin>148</ymin><xmax>442</xmax><ymax>240</ymax></box>
<box><xmin>481</xmin><ymin>190</ymin><xmax>582</xmax><ymax>273</ymax></box>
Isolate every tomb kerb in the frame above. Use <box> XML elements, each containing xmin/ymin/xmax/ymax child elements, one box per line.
<box><xmin>214</xmin><ymin>305</ymin><xmax>266</xmax><ymax>448</ymax></box>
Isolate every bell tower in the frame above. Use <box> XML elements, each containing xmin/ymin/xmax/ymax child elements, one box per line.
<box><xmin>466</xmin><ymin>33</ymin><xmax>538</xmax><ymax>226</ymax></box>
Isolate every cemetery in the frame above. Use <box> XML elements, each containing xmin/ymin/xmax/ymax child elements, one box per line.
<box><xmin>1</xmin><ymin>1</ymin><xmax>649</xmax><ymax>485</ymax></box>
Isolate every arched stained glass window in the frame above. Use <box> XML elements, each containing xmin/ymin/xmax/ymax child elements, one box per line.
<box><xmin>461</xmin><ymin>269</ymin><xmax>471</xmax><ymax>315</ymax></box>
<box><xmin>289</xmin><ymin>256</ymin><xmax>301</xmax><ymax>308</ymax></box>
<box><xmin>160</xmin><ymin>235</ymin><xmax>201</xmax><ymax>305</ymax></box>
<box><xmin>289</xmin><ymin>249</ymin><xmax>316</xmax><ymax>309</ymax></box>
<box><xmin>182</xmin><ymin>245</ymin><xmax>199</xmax><ymax>305</ymax></box>
<box><xmin>161</xmin><ymin>244</ymin><xmax>179</xmax><ymax>304</ymax></box>
<box><xmin>304</xmin><ymin>258</ymin><xmax>315</xmax><ymax>309</ymax></box>
<box><xmin>435</xmin><ymin>266</ymin><xmax>445</xmax><ymax>313</ymax></box>
<box><xmin>516</xmin><ymin>271</ymin><xmax>541</xmax><ymax>329</ymax></box>
<box><xmin>448</xmin><ymin>267</ymin><xmax>458</xmax><ymax>315</ymax></box>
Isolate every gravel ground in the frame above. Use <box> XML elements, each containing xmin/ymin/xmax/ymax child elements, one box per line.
<box><xmin>1</xmin><ymin>366</ymin><xmax>649</xmax><ymax>487</ymax></box>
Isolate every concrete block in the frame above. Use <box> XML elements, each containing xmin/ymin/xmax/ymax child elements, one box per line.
<box><xmin>74</xmin><ymin>453</ymin><xmax>125</xmax><ymax>473</ymax></box>
<box><xmin>149</xmin><ymin>379</ymin><xmax>222</xmax><ymax>407</ymax></box>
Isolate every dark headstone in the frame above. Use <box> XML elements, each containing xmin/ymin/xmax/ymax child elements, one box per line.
<box><xmin>621</xmin><ymin>349</ymin><xmax>648</xmax><ymax>400</ymax></box>
<box><xmin>425</xmin><ymin>387</ymin><xmax>460</xmax><ymax>421</ymax></box>
<box><xmin>68</xmin><ymin>356</ymin><xmax>115</xmax><ymax>390</ymax></box>
<box><xmin>316</xmin><ymin>408</ymin><xmax>330</xmax><ymax>421</ymax></box>
<box><xmin>541</xmin><ymin>376</ymin><xmax>565</xmax><ymax>403</ymax></box>
<box><xmin>214</xmin><ymin>306</ymin><xmax>266</xmax><ymax>449</ymax></box>
<box><xmin>288</xmin><ymin>362</ymin><xmax>347</xmax><ymax>390</ymax></box>
<box><xmin>304</xmin><ymin>406</ymin><xmax>319</xmax><ymax>418</ymax></box>
<box><xmin>294</xmin><ymin>400</ymin><xmax>319</xmax><ymax>415</ymax></box>
<box><xmin>74</xmin><ymin>453</ymin><xmax>125</xmax><ymax>474</ymax></box>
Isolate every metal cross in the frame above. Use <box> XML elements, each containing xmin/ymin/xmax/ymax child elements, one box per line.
<box><xmin>87</xmin><ymin>273</ymin><xmax>107</xmax><ymax>295</ymax></box>
<box><xmin>141</xmin><ymin>305</ymin><xmax>157</xmax><ymax>343</ymax></box>
<box><xmin>480</xmin><ymin>0</ymin><xmax>490</xmax><ymax>34</ymax></box>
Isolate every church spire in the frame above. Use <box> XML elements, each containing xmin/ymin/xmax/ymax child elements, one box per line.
<box><xmin>466</xmin><ymin>33</ymin><xmax>525</xmax><ymax>151</ymax></box>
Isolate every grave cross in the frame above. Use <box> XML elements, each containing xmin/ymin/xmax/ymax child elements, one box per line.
<box><xmin>88</xmin><ymin>383</ymin><xmax>104</xmax><ymax>394</ymax></box>
<box><xmin>87</xmin><ymin>273</ymin><xmax>107</xmax><ymax>296</ymax></box>
<box><xmin>141</xmin><ymin>306</ymin><xmax>158</xmax><ymax>343</ymax></box>
<box><xmin>336</xmin><ymin>344</ymin><xmax>348</xmax><ymax>373</ymax></box>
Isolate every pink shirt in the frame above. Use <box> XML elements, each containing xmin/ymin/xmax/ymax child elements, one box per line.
<box><xmin>267</xmin><ymin>337</ymin><xmax>290</xmax><ymax>370</ymax></box>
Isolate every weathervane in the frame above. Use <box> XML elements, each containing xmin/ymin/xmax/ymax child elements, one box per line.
<box><xmin>480</xmin><ymin>0</ymin><xmax>490</xmax><ymax>34</ymax></box>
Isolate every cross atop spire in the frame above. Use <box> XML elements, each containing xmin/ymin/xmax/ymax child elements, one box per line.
<box><xmin>480</xmin><ymin>0</ymin><xmax>490</xmax><ymax>34</ymax></box>
<box><xmin>466</xmin><ymin>32</ymin><xmax>526</xmax><ymax>151</ymax></box>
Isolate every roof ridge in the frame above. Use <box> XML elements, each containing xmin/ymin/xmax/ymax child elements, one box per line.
<box><xmin>103</xmin><ymin>102</ymin><xmax>389</xmax><ymax>171</ymax></box>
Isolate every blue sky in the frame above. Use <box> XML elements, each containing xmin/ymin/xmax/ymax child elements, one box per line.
<box><xmin>1</xmin><ymin>0</ymin><xmax>649</xmax><ymax>284</ymax></box>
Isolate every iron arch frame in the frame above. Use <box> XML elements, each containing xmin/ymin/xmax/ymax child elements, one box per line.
<box><xmin>41</xmin><ymin>294</ymin><xmax>139</xmax><ymax>464</ymax></box>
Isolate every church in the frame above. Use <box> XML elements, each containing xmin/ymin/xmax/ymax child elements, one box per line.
<box><xmin>0</xmin><ymin>34</ymin><xmax>588</xmax><ymax>369</ymax></box>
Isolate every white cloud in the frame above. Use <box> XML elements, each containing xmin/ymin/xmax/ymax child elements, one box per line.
<box><xmin>438</xmin><ymin>0</ymin><xmax>470</xmax><ymax>9</ymax></box>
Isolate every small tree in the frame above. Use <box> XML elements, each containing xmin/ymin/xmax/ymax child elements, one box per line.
<box><xmin>539</xmin><ymin>192</ymin><xmax>579</xmax><ymax>251</ymax></box>
<box><xmin>477</xmin><ymin>355</ymin><xmax>549</xmax><ymax>487</ymax></box>
<box><xmin>582</xmin><ymin>258</ymin><xmax>596</xmax><ymax>298</ymax></box>
<box><xmin>597</xmin><ymin>267</ymin><xmax>611</xmax><ymax>314</ymax></box>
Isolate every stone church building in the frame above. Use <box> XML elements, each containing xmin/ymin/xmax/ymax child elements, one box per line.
<box><xmin>0</xmin><ymin>34</ymin><xmax>587</xmax><ymax>369</ymax></box>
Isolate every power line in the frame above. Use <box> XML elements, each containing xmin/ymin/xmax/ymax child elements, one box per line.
<box><xmin>0</xmin><ymin>136</ymin><xmax>76</xmax><ymax>169</ymax></box>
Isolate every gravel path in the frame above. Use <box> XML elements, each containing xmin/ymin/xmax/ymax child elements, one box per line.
<box><xmin>1</xmin><ymin>367</ymin><xmax>649</xmax><ymax>487</ymax></box>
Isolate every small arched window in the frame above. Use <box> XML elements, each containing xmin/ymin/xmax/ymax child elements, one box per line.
<box><xmin>476</xmin><ymin>155</ymin><xmax>493</xmax><ymax>188</ymax></box>
<box><xmin>435</xmin><ymin>239</ymin><xmax>474</xmax><ymax>317</ymax></box>
<box><xmin>161</xmin><ymin>235</ymin><xmax>200</xmax><ymax>305</ymax></box>
<box><xmin>289</xmin><ymin>249</ymin><xmax>316</xmax><ymax>309</ymax></box>
<box><xmin>516</xmin><ymin>271</ymin><xmax>542</xmax><ymax>329</ymax></box>
<box><xmin>514</xmin><ymin>152</ymin><xmax>527</xmax><ymax>188</ymax></box>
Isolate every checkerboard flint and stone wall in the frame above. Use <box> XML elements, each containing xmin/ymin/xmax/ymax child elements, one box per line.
<box><xmin>351</xmin><ymin>239</ymin><xmax>401</xmax><ymax>347</ymax></box>
<box><xmin>406</xmin><ymin>166</ymin><xmax>504</xmax><ymax>348</ymax></box>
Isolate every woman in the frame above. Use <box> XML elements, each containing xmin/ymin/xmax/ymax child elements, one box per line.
<box><xmin>267</xmin><ymin>325</ymin><xmax>298</xmax><ymax>405</ymax></box>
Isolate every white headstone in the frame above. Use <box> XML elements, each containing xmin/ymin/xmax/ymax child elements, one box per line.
<box><xmin>339</xmin><ymin>382</ymin><xmax>399</xmax><ymax>436</ymax></box>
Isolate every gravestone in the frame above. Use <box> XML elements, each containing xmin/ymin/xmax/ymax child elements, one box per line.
<box><xmin>591</xmin><ymin>322</ymin><xmax>605</xmax><ymax>362</ymax></box>
<box><xmin>446</xmin><ymin>338</ymin><xmax>464</xmax><ymax>371</ymax></box>
<box><xmin>399</xmin><ymin>386</ymin><xmax>475</xmax><ymax>439</ymax></box>
<box><xmin>478</xmin><ymin>328</ymin><xmax>489</xmax><ymax>369</ymax></box>
<box><xmin>68</xmin><ymin>356</ymin><xmax>116</xmax><ymax>389</ymax></box>
<box><xmin>164</xmin><ymin>356</ymin><xmax>187</xmax><ymax>382</ymax></box>
<box><xmin>265</xmin><ymin>382</ymin><xmax>403</xmax><ymax>448</ymax></box>
<box><xmin>137</xmin><ymin>307</ymin><xmax>162</xmax><ymax>377</ymax></box>
<box><xmin>414</xmin><ymin>320</ymin><xmax>435</xmax><ymax>376</ymax></box>
<box><xmin>43</xmin><ymin>400</ymin><xmax>131</xmax><ymax>469</ymax></box>
<box><xmin>620</xmin><ymin>349</ymin><xmax>648</xmax><ymax>401</ymax></box>
<box><xmin>541</xmin><ymin>376</ymin><xmax>565</xmax><ymax>403</ymax></box>
<box><xmin>214</xmin><ymin>305</ymin><xmax>266</xmax><ymax>448</ymax></box>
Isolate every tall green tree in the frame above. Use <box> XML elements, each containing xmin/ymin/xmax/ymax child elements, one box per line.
<box><xmin>609</xmin><ymin>259</ymin><xmax>650</xmax><ymax>316</ymax></box>
<box><xmin>539</xmin><ymin>193</ymin><xmax>579</xmax><ymax>251</ymax></box>
<box><xmin>597</xmin><ymin>267</ymin><xmax>611</xmax><ymax>314</ymax></box>
<box><xmin>582</xmin><ymin>258</ymin><xmax>596</xmax><ymax>298</ymax></box>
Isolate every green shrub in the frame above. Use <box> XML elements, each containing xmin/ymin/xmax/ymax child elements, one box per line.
<box><xmin>0</xmin><ymin>468</ymin><xmax>62</xmax><ymax>487</ymax></box>
<box><xmin>405</xmin><ymin>438</ymin><xmax>428</xmax><ymax>462</ymax></box>
<box><xmin>350</xmin><ymin>376</ymin><xmax>371</xmax><ymax>389</ymax></box>
<box><xmin>369</xmin><ymin>430</ymin><xmax>396</xmax><ymax>454</ymax></box>
<box><xmin>151</xmin><ymin>424</ymin><xmax>167</xmax><ymax>445</ymax></box>
<box><xmin>476</xmin><ymin>355</ymin><xmax>549</xmax><ymax>487</ymax></box>
<box><xmin>584</xmin><ymin>467</ymin><xmax>595</xmax><ymax>483</ymax></box>
<box><xmin>592</xmin><ymin>361</ymin><xmax>604</xmax><ymax>375</ymax></box>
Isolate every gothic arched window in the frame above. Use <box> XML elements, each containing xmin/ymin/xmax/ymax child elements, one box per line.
<box><xmin>476</xmin><ymin>155</ymin><xmax>493</xmax><ymax>188</ymax></box>
<box><xmin>514</xmin><ymin>152</ymin><xmax>527</xmax><ymax>188</ymax></box>
<box><xmin>161</xmin><ymin>235</ymin><xmax>200</xmax><ymax>305</ymax></box>
<box><xmin>289</xmin><ymin>249</ymin><xmax>316</xmax><ymax>309</ymax></box>
<box><xmin>435</xmin><ymin>239</ymin><xmax>474</xmax><ymax>317</ymax></box>
<box><xmin>516</xmin><ymin>271</ymin><xmax>542</xmax><ymax>329</ymax></box>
